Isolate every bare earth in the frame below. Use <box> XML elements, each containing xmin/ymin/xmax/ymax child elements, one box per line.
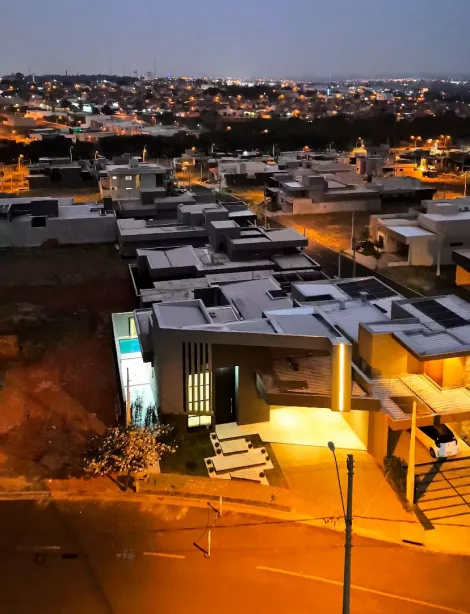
<box><xmin>0</xmin><ymin>245</ymin><xmax>134</xmax><ymax>484</ymax></box>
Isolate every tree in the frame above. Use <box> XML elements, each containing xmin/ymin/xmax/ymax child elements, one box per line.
<box><xmin>84</xmin><ymin>424</ymin><xmax>176</xmax><ymax>476</ymax></box>
<box><xmin>101</xmin><ymin>103</ymin><xmax>115</xmax><ymax>116</ymax></box>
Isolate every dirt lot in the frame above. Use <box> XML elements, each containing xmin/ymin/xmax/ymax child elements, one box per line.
<box><xmin>0</xmin><ymin>245</ymin><xmax>134</xmax><ymax>484</ymax></box>
<box><xmin>278</xmin><ymin>211</ymin><xmax>371</xmax><ymax>251</ymax></box>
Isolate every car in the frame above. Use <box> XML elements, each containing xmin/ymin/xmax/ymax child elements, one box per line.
<box><xmin>416</xmin><ymin>424</ymin><xmax>459</xmax><ymax>459</ymax></box>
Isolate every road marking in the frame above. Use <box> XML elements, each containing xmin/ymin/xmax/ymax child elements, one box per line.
<box><xmin>17</xmin><ymin>545</ymin><xmax>61</xmax><ymax>551</ymax></box>
<box><xmin>257</xmin><ymin>566</ymin><xmax>470</xmax><ymax>614</ymax></box>
<box><xmin>143</xmin><ymin>552</ymin><xmax>185</xmax><ymax>560</ymax></box>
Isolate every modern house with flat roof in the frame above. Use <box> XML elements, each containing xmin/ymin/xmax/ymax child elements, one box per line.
<box><xmin>267</xmin><ymin>164</ymin><xmax>433</xmax><ymax>215</ymax></box>
<box><xmin>370</xmin><ymin>197</ymin><xmax>470</xmax><ymax>266</ymax></box>
<box><xmin>0</xmin><ymin>196</ymin><xmax>116</xmax><ymax>248</ymax></box>
<box><xmin>117</xmin><ymin>273</ymin><xmax>470</xmax><ymax>460</ymax></box>
<box><xmin>26</xmin><ymin>159</ymin><xmax>97</xmax><ymax>190</ymax></box>
<box><xmin>117</xmin><ymin>201</ymin><xmax>256</xmax><ymax>256</ymax></box>
<box><xmin>130</xmin><ymin>223</ymin><xmax>318</xmax><ymax>306</ymax></box>
<box><xmin>453</xmin><ymin>248</ymin><xmax>470</xmax><ymax>289</ymax></box>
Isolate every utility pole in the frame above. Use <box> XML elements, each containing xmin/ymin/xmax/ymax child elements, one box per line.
<box><xmin>352</xmin><ymin>237</ymin><xmax>357</xmax><ymax>277</ymax></box>
<box><xmin>343</xmin><ymin>454</ymin><xmax>354</xmax><ymax>614</ymax></box>
<box><xmin>264</xmin><ymin>185</ymin><xmax>268</xmax><ymax>228</ymax></box>
<box><xmin>436</xmin><ymin>233</ymin><xmax>442</xmax><ymax>278</ymax></box>
<box><xmin>406</xmin><ymin>401</ymin><xmax>417</xmax><ymax>505</ymax></box>
<box><xmin>350</xmin><ymin>210</ymin><xmax>355</xmax><ymax>250</ymax></box>
<box><xmin>126</xmin><ymin>368</ymin><xmax>131</xmax><ymax>425</ymax></box>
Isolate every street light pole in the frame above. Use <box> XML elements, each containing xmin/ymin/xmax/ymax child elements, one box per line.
<box><xmin>343</xmin><ymin>454</ymin><xmax>354</xmax><ymax>614</ymax></box>
<box><xmin>328</xmin><ymin>442</ymin><xmax>354</xmax><ymax>614</ymax></box>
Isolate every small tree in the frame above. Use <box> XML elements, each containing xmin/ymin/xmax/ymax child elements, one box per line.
<box><xmin>84</xmin><ymin>424</ymin><xmax>175</xmax><ymax>477</ymax></box>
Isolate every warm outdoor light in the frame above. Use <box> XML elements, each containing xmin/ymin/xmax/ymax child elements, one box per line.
<box><xmin>338</xmin><ymin>343</ymin><xmax>345</xmax><ymax>412</ymax></box>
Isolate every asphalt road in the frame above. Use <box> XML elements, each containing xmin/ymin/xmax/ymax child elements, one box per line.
<box><xmin>0</xmin><ymin>499</ymin><xmax>469</xmax><ymax>614</ymax></box>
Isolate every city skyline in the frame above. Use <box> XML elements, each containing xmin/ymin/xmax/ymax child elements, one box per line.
<box><xmin>2</xmin><ymin>0</ymin><xmax>470</xmax><ymax>78</ymax></box>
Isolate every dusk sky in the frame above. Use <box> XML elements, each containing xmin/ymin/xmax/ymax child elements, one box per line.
<box><xmin>2</xmin><ymin>0</ymin><xmax>470</xmax><ymax>78</ymax></box>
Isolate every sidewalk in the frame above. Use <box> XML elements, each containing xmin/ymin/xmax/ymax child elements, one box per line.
<box><xmin>0</xmin><ymin>469</ymin><xmax>466</xmax><ymax>557</ymax></box>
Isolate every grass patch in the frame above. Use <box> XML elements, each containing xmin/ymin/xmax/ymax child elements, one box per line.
<box><xmin>159</xmin><ymin>420</ymin><xmax>213</xmax><ymax>477</ymax></box>
<box><xmin>245</xmin><ymin>435</ymin><xmax>289</xmax><ymax>489</ymax></box>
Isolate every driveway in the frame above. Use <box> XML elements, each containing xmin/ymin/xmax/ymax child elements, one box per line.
<box><xmin>271</xmin><ymin>444</ymin><xmax>411</xmax><ymax>527</ymax></box>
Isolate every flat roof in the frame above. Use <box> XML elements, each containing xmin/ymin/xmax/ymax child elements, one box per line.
<box><xmin>387</xmin><ymin>226</ymin><xmax>434</xmax><ymax>238</ymax></box>
<box><xmin>155</xmin><ymin>301</ymin><xmax>210</xmax><ymax>328</ymax></box>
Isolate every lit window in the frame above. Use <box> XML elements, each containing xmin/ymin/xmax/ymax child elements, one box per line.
<box><xmin>125</xmin><ymin>175</ymin><xmax>132</xmax><ymax>181</ymax></box>
<box><xmin>112</xmin><ymin>175</ymin><xmax>117</xmax><ymax>180</ymax></box>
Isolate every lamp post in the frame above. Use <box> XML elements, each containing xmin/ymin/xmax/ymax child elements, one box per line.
<box><xmin>328</xmin><ymin>442</ymin><xmax>354</xmax><ymax>614</ymax></box>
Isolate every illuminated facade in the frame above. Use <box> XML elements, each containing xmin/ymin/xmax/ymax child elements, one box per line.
<box><xmin>130</xmin><ymin>274</ymin><xmax>470</xmax><ymax>459</ymax></box>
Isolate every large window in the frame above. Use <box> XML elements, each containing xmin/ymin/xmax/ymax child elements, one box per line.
<box><xmin>183</xmin><ymin>342</ymin><xmax>211</xmax><ymax>428</ymax></box>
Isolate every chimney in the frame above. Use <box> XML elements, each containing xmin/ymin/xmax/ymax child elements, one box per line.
<box><xmin>359</xmin><ymin>291</ymin><xmax>368</xmax><ymax>303</ymax></box>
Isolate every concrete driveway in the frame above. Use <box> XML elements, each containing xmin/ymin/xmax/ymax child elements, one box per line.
<box><xmin>271</xmin><ymin>444</ymin><xmax>411</xmax><ymax>527</ymax></box>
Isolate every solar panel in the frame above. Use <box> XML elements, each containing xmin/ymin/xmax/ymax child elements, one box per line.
<box><xmin>337</xmin><ymin>278</ymin><xmax>397</xmax><ymax>301</ymax></box>
<box><xmin>412</xmin><ymin>299</ymin><xmax>468</xmax><ymax>329</ymax></box>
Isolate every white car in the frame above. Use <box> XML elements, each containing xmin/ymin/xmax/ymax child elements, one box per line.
<box><xmin>416</xmin><ymin>424</ymin><xmax>459</xmax><ymax>459</ymax></box>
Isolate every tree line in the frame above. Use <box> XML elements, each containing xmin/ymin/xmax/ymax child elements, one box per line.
<box><xmin>2</xmin><ymin>112</ymin><xmax>470</xmax><ymax>163</ymax></box>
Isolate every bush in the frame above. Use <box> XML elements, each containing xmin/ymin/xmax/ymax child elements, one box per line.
<box><xmin>84</xmin><ymin>424</ymin><xmax>176</xmax><ymax>476</ymax></box>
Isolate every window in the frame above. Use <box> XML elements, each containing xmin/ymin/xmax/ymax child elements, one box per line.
<box><xmin>125</xmin><ymin>175</ymin><xmax>132</xmax><ymax>181</ymax></box>
<box><xmin>450</xmin><ymin>242</ymin><xmax>463</xmax><ymax>247</ymax></box>
<box><xmin>31</xmin><ymin>216</ymin><xmax>47</xmax><ymax>228</ymax></box>
<box><xmin>111</xmin><ymin>176</ymin><xmax>117</xmax><ymax>180</ymax></box>
<box><xmin>183</xmin><ymin>342</ymin><xmax>211</xmax><ymax>428</ymax></box>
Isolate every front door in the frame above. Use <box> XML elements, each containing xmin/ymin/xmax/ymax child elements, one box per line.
<box><xmin>214</xmin><ymin>367</ymin><xmax>237</xmax><ymax>425</ymax></box>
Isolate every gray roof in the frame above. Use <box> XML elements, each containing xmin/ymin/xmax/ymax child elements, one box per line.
<box><xmin>221</xmin><ymin>278</ymin><xmax>293</xmax><ymax>320</ymax></box>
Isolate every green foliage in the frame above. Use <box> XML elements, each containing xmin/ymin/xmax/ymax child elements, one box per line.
<box><xmin>84</xmin><ymin>424</ymin><xmax>176</xmax><ymax>476</ymax></box>
<box><xmin>131</xmin><ymin>394</ymin><xmax>158</xmax><ymax>427</ymax></box>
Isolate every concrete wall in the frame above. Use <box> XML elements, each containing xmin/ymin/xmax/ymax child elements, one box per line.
<box><xmin>0</xmin><ymin>215</ymin><xmax>117</xmax><ymax>248</ymax></box>
<box><xmin>342</xmin><ymin>410</ymin><xmax>369</xmax><ymax>448</ymax></box>
<box><xmin>456</xmin><ymin>266</ymin><xmax>470</xmax><ymax>286</ymax></box>
<box><xmin>359</xmin><ymin>327</ymin><xmax>421</xmax><ymax>377</ymax></box>
<box><xmin>294</xmin><ymin>197</ymin><xmax>381</xmax><ymax>214</ymax></box>
<box><xmin>409</xmin><ymin>236</ymin><xmax>436</xmax><ymax>266</ymax></box>
<box><xmin>368</xmin><ymin>411</ymin><xmax>389</xmax><ymax>465</ymax></box>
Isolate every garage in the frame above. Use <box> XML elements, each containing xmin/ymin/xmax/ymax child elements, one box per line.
<box><xmin>216</xmin><ymin>406</ymin><xmax>367</xmax><ymax>450</ymax></box>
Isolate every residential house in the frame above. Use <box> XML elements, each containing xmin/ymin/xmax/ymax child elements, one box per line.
<box><xmin>0</xmin><ymin>197</ymin><xmax>116</xmax><ymax>248</ymax></box>
<box><xmin>370</xmin><ymin>198</ymin><xmax>470</xmax><ymax>266</ymax></box>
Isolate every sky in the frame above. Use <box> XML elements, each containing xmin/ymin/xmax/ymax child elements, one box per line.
<box><xmin>2</xmin><ymin>0</ymin><xmax>470</xmax><ymax>79</ymax></box>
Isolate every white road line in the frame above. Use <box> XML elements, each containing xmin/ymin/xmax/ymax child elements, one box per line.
<box><xmin>143</xmin><ymin>552</ymin><xmax>185</xmax><ymax>560</ymax></box>
<box><xmin>257</xmin><ymin>566</ymin><xmax>470</xmax><ymax>614</ymax></box>
<box><xmin>17</xmin><ymin>546</ymin><xmax>61</xmax><ymax>551</ymax></box>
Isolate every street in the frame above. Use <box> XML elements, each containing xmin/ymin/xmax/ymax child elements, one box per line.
<box><xmin>306</xmin><ymin>237</ymin><xmax>423</xmax><ymax>298</ymax></box>
<box><xmin>0</xmin><ymin>499</ymin><xmax>469</xmax><ymax>613</ymax></box>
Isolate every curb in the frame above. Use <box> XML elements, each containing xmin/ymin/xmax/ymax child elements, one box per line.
<box><xmin>1</xmin><ymin>488</ymin><xmax>469</xmax><ymax>557</ymax></box>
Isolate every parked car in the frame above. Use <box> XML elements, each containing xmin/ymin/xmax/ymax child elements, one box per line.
<box><xmin>416</xmin><ymin>424</ymin><xmax>459</xmax><ymax>459</ymax></box>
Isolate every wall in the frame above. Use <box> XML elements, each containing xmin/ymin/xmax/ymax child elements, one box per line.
<box><xmin>443</xmin><ymin>357</ymin><xmax>466</xmax><ymax>388</ymax></box>
<box><xmin>296</xmin><ymin>197</ymin><xmax>381</xmax><ymax>214</ymax></box>
<box><xmin>153</xmin><ymin>333</ymin><xmax>185</xmax><ymax>416</ymax></box>
<box><xmin>212</xmin><ymin>344</ymin><xmax>270</xmax><ymax>425</ymax></box>
<box><xmin>409</xmin><ymin>236</ymin><xmax>436</xmax><ymax>266</ymax></box>
<box><xmin>456</xmin><ymin>266</ymin><xmax>470</xmax><ymax>286</ymax></box>
<box><xmin>368</xmin><ymin>410</ymin><xmax>389</xmax><ymax>465</ymax></box>
<box><xmin>359</xmin><ymin>328</ymin><xmax>420</xmax><ymax>377</ymax></box>
<box><xmin>342</xmin><ymin>410</ymin><xmax>369</xmax><ymax>448</ymax></box>
<box><xmin>0</xmin><ymin>215</ymin><xmax>116</xmax><ymax>248</ymax></box>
